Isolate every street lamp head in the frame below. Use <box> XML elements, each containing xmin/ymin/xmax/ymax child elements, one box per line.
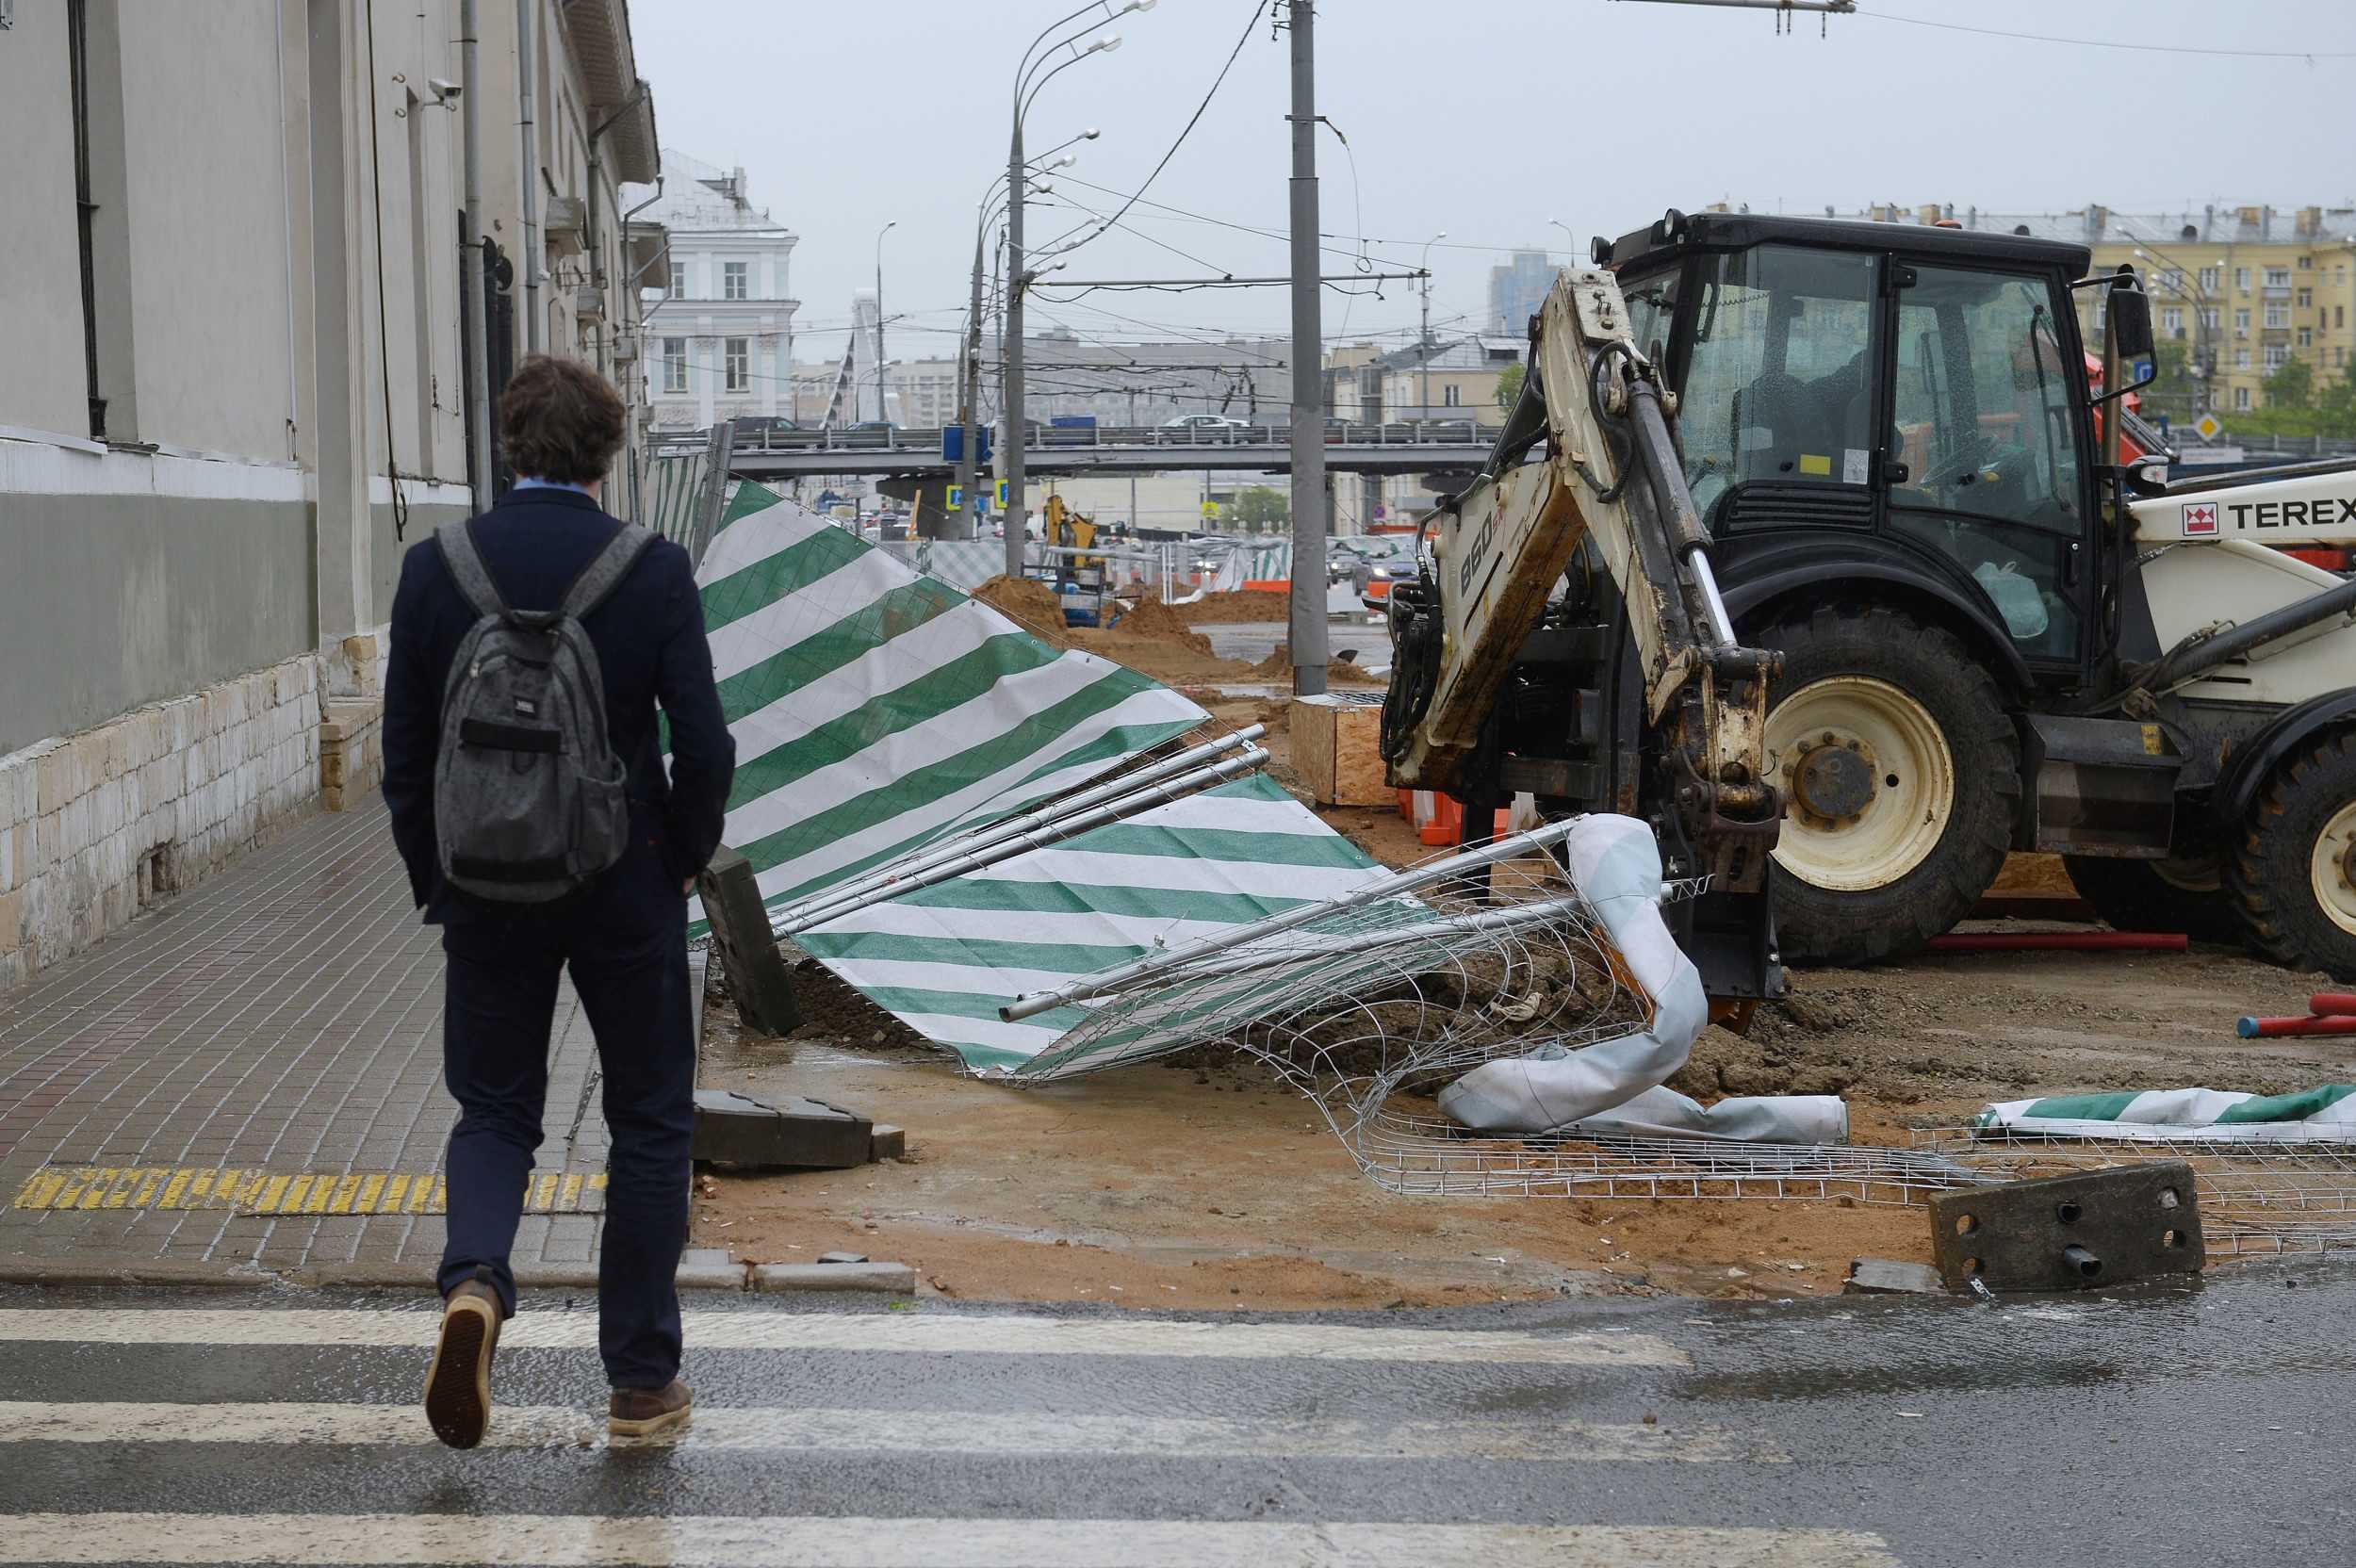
<box><xmin>1083</xmin><ymin>127</ymin><xmax>1102</xmax><ymax>139</ymax></box>
<box><xmin>1088</xmin><ymin>33</ymin><xmax>1122</xmax><ymax>54</ymax></box>
<box><xmin>1050</xmin><ymin>154</ymin><xmax>1080</xmax><ymax>170</ymax></box>
<box><xmin>1124</xmin><ymin>0</ymin><xmax>1156</xmax><ymax>13</ymax></box>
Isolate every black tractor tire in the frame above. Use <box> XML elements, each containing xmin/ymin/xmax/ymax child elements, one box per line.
<box><xmin>2063</xmin><ymin>852</ymin><xmax>2244</xmax><ymax>946</ymax></box>
<box><xmin>2228</xmin><ymin>730</ymin><xmax>2356</xmax><ymax>981</ymax></box>
<box><xmin>1757</xmin><ymin>604</ymin><xmax>2020</xmax><ymax>967</ymax></box>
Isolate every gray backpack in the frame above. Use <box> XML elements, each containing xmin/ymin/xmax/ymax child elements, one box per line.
<box><xmin>433</xmin><ymin>518</ymin><xmax>655</xmax><ymax>903</ymax></box>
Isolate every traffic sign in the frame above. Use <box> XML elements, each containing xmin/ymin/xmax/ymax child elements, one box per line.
<box><xmin>1201</xmin><ymin>499</ymin><xmax>1219</xmax><ymax>519</ymax></box>
<box><xmin>2194</xmin><ymin>414</ymin><xmax>2222</xmax><ymax>441</ymax></box>
<box><xmin>947</xmin><ymin>486</ymin><xmax>963</xmax><ymax>509</ymax></box>
<box><xmin>995</xmin><ymin>479</ymin><xmax>1010</xmax><ymax>508</ymax></box>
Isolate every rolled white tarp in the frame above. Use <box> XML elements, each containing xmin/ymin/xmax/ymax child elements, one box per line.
<box><xmin>1977</xmin><ymin>1086</ymin><xmax>2356</xmax><ymax>1143</ymax></box>
<box><xmin>1436</xmin><ymin>815</ymin><xmax>1847</xmax><ymax>1144</ymax></box>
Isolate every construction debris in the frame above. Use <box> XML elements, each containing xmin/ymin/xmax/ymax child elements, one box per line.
<box><xmin>1929</xmin><ymin>1163</ymin><xmax>2203</xmax><ymax>1292</ymax></box>
<box><xmin>691</xmin><ymin>1088</ymin><xmax>875</xmax><ymax>1170</ymax></box>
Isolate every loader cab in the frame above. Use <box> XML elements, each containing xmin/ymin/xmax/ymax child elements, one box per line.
<box><xmin>1609</xmin><ymin>213</ymin><xmax>2105</xmax><ymax>684</ymax></box>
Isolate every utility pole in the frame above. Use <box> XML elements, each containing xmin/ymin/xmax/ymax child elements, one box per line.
<box><xmin>1284</xmin><ymin>0</ymin><xmax>1328</xmax><ymax>695</ymax></box>
<box><xmin>1002</xmin><ymin>120</ymin><xmax>1030</xmax><ymax>580</ymax></box>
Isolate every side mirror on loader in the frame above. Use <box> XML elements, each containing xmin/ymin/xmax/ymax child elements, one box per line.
<box><xmin>2103</xmin><ymin>269</ymin><xmax>2157</xmax><ymax>394</ymax></box>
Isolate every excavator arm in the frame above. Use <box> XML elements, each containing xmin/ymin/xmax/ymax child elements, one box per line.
<box><xmin>1380</xmin><ymin>267</ymin><xmax>1784</xmax><ymax>901</ymax></box>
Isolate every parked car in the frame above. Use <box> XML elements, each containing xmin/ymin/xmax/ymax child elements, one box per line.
<box><xmin>1160</xmin><ymin>413</ymin><xmax>1249</xmax><ymax>433</ymax></box>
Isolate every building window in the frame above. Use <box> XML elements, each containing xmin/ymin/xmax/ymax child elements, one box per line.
<box><xmin>2265</xmin><ymin>267</ymin><xmax>2291</xmax><ymax>288</ymax></box>
<box><xmin>662</xmin><ymin>336</ymin><xmax>688</xmax><ymax>393</ymax></box>
<box><xmin>2265</xmin><ymin>302</ymin><xmax>2289</xmax><ymax>329</ymax></box>
<box><xmin>2199</xmin><ymin>307</ymin><xmax>2218</xmax><ymax>331</ymax></box>
<box><xmin>2158</xmin><ymin>268</ymin><xmax>2184</xmax><ymax>296</ymax></box>
<box><xmin>2234</xmin><ymin>307</ymin><xmax>2250</xmax><ymax>335</ymax></box>
<box><xmin>670</xmin><ymin>261</ymin><xmax>688</xmax><ymax>297</ymax></box>
<box><xmin>2234</xmin><ymin>267</ymin><xmax>2250</xmax><ymax>292</ymax></box>
<box><xmin>724</xmin><ymin>261</ymin><xmax>748</xmax><ymax>301</ymax></box>
<box><xmin>2234</xmin><ymin>348</ymin><xmax>2251</xmax><ymax>369</ymax></box>
<box><xmin>2298</xmin><ymin>253</ymin><xmax>2313</xmax><ymax>270</ymax></box>
<box><xmin>2234</xmin><ymin>385</ymin><xmax>2251</xmax><ymax>411</ymax></box>
<box><xmin>1442</xmin><ymin>384</ymin><xmax>1461</xmax><ymax>408</ymax></box>
<box><xmin>2199</xmin><ymin>266</ymin><xmax>2220</xmax><ymax>295</ymax></box>
<box><xmin>2299</xmin><ymin>328</ymin><xmax>2314</xmax><ymax>348</ymax></box>
<box><xmin>2161</xmin><ymin>306</ymin><xmax>2184</xmax><ymax>335</ymax></box>
<box><xmin>2297</xmin><ymin>288</ymin><xmax>2313</xmax><ymax>310</ymax></box>
<box><xmin>2264</xmin><ymin>344</ymin><xmax>2288</xmax><ymax>371</ymax></box>
<box><xmin>724</xmin><ymin>336</ymin><xmax>749</xmax><ymax>392</ymax></box>
<box><xmin>2340</xmin><ymin>305</ymin><xmax>2348</xmax><ymax>329</ymax></box>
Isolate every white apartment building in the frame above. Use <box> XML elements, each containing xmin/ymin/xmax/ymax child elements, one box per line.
<box><xmin>638</xmin><ymin>151</ymin><xmax>798</xmax><ymax>431</ymax></box>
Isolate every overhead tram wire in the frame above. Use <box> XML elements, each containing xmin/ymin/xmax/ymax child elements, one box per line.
<box><xmin>1851</xmin><ymin>7</ymin><xmax>2356</xmax><ymax>58</ymax></box>
<box><xmin>1045</xmin><ymin>0</ymin><xmax>1270</xmax><ymax>270</ymax></box>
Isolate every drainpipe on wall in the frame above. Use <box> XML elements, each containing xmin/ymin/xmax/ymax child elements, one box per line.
<box><xmin>585</xmin><ymin>80</ymin><xmax>650</xmax><ymax>377</ymax></box>
<box><xmin>516</xmin><ymin>0</ymin><xmax>542</xmax><ymax>353</ymax></box>
<box><xmin>460</xmin><ymin>0</ymin><xmax>492</xmax><ymax>504</ymax></box>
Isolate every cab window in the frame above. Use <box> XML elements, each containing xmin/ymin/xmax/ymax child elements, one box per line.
<box><xmin>1678</xmin><ymin>245</ymin><xmax>1877</xmax><ymax>519</ymax></box>
<box><xmin>1885</xmin><ymin>265</ymin><xmax>2082</xmax><ymax>659</ymax></box>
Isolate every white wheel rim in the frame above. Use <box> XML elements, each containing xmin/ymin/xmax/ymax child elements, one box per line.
<box><xmin>2309</xmin><ymin>800</ymin><xmax>2356</xmax><ymax>938</ymax></box>
<box><xmin>1765</xmin><ymin>676</ymin><xmax>1955</xmax><ymax>893</ymax></box>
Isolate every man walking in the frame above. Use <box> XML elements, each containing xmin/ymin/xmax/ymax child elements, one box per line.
<box><xmin>382</xmin><ymin>356</ymin><xmax>735</xmax><ymax>1448</ymax></box>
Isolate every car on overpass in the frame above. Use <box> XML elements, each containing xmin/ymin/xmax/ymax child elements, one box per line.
<box><xmin>1160</xmin><ymin>413</ymin><xmax>1250</xmax><ymax>433</ymax></box>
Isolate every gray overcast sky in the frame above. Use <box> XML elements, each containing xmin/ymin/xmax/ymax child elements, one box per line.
<box><xmin>632</xmin><ymin>0</ymin><xmax>2356</xmax><ymax>368</ymax></box>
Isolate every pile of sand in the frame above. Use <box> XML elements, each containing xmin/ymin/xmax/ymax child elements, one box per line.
<box><xmin>1108</xmin><ymin>596</ymin><xmax>1217</xmax><ymax>657</ymax></box>
<box><xmin>1247</xmin><ymin>643</ymin><xmax>1386</xmax><ymax>685</ymax></box>
<box><xmin>971</xmin><ymin>575</ymin><xmax>1076</xmax><ymax>647</ymax></box>
<box><xmin>1181</xmin><ymin>590</ymin><xmax>1290</xmax><ymax>624</ymax></box>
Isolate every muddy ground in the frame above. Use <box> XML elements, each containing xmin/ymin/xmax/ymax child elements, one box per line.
<box><xmin>693</xmin><ymin>619</ymin><xmax>2351</xmax><ymax>1309</ymax></box>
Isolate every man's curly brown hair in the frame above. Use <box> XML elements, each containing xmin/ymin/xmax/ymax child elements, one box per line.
<box><xmin>498</xmin><ymin>354</ymin><xmax>628</xmax><ymax>485</ymax></box>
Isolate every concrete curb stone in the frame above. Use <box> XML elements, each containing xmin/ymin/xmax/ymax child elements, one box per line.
<box><xmin>749</xmin><ymin>1261</ymin><xmax>917</xmax><ymax>1296</ymax></box>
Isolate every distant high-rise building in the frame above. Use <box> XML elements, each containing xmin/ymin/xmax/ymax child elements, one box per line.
<box><xmin>1487</xmin><ymin>250</ymin><xmax>1558</xmax><ymax>336</ymax></box>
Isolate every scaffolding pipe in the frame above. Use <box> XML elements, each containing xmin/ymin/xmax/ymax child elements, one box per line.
<box><xmin>2238</xmin><ymin>1013</ymin><xmax>2356</xmax><ymax>1040</ymax></box>
<box><xmin>769</xmin><ymin>726</ymin><xmax>1264</xmax><ymax>930</ymax></box>
<box><xmin>1160</xmin><ymin>893</ymin><xmax>1592</xmax><ymax>984</ymax></box>
<box><xmin>1002</xmin><ymin>817</ymin><xmax>1581</xmax><ymax>1021</ymax></box>
<box><xmin>776</xmin><ymin>746</ymin><xmax>1271</xmax><ymax>938</ymax></box>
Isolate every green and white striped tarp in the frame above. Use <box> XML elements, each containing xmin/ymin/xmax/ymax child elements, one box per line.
<box><xmin>695</xmin><ymin>482</ymin><xmax>1383</xmax><ymax>1072</ymax></box>
<box><xmin>1978</xmin><ymin>1086</ymin><xmax>2356</xmax><ymax>1143</ymax></box>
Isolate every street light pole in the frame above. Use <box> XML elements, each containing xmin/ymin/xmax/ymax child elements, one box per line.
<box><xmin>2133</xmin><ymin>243</ymin><xmax>2224</xmax><ymax>419</ymax></box>
<box><xmin>1004</xmin><ymin>1</ymin><xmax>1152</xmax><ymax>581</ymax></box>
<box><xmin>874</xmin><ymin>220</ymin><xmax>896</xmax><ymax>426</ymax></box>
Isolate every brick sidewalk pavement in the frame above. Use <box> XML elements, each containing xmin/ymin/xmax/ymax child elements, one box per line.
<box><xmin>0</xmin><ymin>803</ymin><xmax>614</xmax><ymax>1279</ymax></box>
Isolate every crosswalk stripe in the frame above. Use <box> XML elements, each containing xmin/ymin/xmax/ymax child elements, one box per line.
<box><xmin>0</xmin><ymin>1311</ymin><xmax>1689</xmax><ymax>1366</ymax></box>
<box><xmin>0</xmin><ymin>1514</ymin><xmax>1904</xmax><ymax>1566</ymax></box>
<box><xmin>0</xmin><ymin>1401</ymin><xmax>1781</xmax><ymax>1462</ymax></box>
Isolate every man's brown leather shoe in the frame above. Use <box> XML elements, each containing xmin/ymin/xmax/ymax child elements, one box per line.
<box><xmin>423</xmin><ymin>1269</ymin><xmax>503</xmax><ymax>1449</ymax></box>
<box><xmin>608</xmin><ymin>1379</ymin><xmax>694</xmax><ymax>1438</ymax></box>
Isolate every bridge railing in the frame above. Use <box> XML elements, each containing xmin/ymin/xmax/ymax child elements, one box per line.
<box><xmin>652</xmin><ymin>419</ymin><xmax>1497</xmax><ymax>459</ymax></box>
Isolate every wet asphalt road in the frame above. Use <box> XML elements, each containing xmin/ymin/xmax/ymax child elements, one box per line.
<box><xmin>0</xmin><ymin>1266</ymin><xmax>2350</xmax><ymax>1565</ymax></box>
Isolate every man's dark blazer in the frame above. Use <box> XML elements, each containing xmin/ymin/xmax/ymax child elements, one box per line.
<box><xmin>381</xmin><ymin>485</ymin><xmax>736</xmax><ymax>924</ymax></box>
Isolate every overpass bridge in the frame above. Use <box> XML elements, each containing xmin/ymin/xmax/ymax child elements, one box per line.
<box><xmin>662</xmin><ymin>422</ymin><xmax>1497</xmax><ymax>481</ymax></box>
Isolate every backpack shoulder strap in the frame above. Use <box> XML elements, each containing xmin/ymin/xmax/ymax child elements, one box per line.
<box><xmin>559</xmin><ymin>522</ymin><xmax>659</xmax><ymax>621</ymax></box>
<box><xmin>435</xmin><ymin>519</ymin><xmax>511</xmax><ymax>621</ymax></box>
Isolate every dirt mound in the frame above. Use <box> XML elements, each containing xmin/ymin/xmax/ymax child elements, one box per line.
<box><xmin>971</xmin><ymin>575</ymin><xmax>1076</xmax><ymax>647</ymax></box>
<box><xmin>1183</xmin><ymin>590</ymin><xmax>1290</xmax><ymax>624</ymax></box>
<box><xmin>1109</xmin><ymin>596</ymin><xmax>1217</xmax><ymax>656</ymax></box>
<box><xmin>1247</xmin><ymin>644</ymin><xmax>1385</xmax><ymax>685</ymax></box>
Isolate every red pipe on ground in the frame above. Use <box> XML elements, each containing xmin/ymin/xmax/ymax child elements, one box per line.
<box><xmin>2239</xmin><ymin>1013</ymin><xmax>2356</xmax><ymax>1039</ymax></box>
<box><xmin>1924</xmin><ymin>932</ymin><xmax>2187</xmax><ymax>954</ymax></box>
<box><xmin>2309</xmin><ymin>993</ymin><xmax>2356</xmax><ymax>1017</ymax></box>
